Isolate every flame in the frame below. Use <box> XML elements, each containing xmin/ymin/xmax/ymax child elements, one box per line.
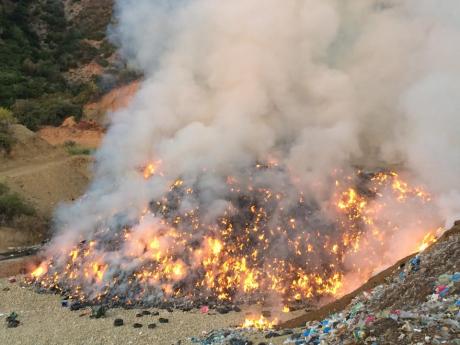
<box><xmin>242</xmin><ymin>315</ymin><xmax>278</xmax><ymax>330</ymax></box>
<box><xmin>28</xmin><ymin>168</ymin><xmax>439</xmax><ymax>308</ymax></box>
<box><xmin>31</xmin><ymin>265</ymin><xmax>47</xmax><ymax>278</ymax></box>
<box><xmin>418</xmin><ymin>231</ymin><xmax>438</xmax><ymax>252</ymax></box>
<box><xmin>143</xmin><ymin>163</ymin><xmax>157</xmax><ymax>179</ymax></box>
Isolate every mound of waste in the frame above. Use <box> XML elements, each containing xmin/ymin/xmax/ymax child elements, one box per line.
<box><xmin>191</xmin><ymin>224</ymin><xmax>459</xmax><ymax>345</ymax></box>
<box><xmin>282</xmin><ymin>224</ymin><xmax>459</xmax><ymax>345</ymax></box>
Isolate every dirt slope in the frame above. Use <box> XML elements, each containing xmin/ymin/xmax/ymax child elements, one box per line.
<box><xmin>0</xmin><ymin>125</ymin><xmax>91</xmax><ymax>249</ymax></box>
<box><xmin>84</xmin><ymin>80</ymin><xmax>140</xmax><ymax>124</ymax></box>
<box><xmin>38</xmin><ymin>118</ymin><xmax>104</xmax><ymax>148</ymax></box>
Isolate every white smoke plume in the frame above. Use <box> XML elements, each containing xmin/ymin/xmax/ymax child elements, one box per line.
<box><xmin>46</xmin><ymin>0</ymin><xmax>460</xmax><ymax>298</ymax></box>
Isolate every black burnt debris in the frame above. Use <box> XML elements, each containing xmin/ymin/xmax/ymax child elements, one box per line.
<box><xmin>28</xmin><ymin>168</ymin><xmax>437</xmax><ymax>312</ymax></box>
<box><xmin>90</xmin><ymin>305</ymin><xmax>106</xmax><ymax>319</ymax></box>
<box><xmin>6</xmin><ymin>312</ymin><xmax>20</xmax><ymax>328</ymax></box>
<box><xmin>113</xmin><ymin>318</ymin><xmax>124</xmax><ymax>327</ymax></box>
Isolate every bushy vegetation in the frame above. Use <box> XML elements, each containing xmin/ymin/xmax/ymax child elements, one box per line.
<box><xmin>0</xmin><ymin>107</ymin><xmax>16</xmax><ymax>154</ymax></box>
<box><xmin>64</xmin><ymin>140</ymin><xmax>93</xmax><ymax>155</ymax></box>
<box><xmin>0</xmin><ymin>182</ymin><xmax>35</xmax><ymax>224</ymax></box>
<box><xmin>0</xmin><ymin>0</ymin><xmax>114</xmax><ymax>130</ymax></box>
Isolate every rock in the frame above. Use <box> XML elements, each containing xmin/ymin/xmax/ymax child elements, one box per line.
<box><xmin>61</xmin><ymin>116</ymin><xmax>77</xmax><ymax>128</ymax></box>
<box><xmin>159</xmin><ymin>317</ymin><xmax>169</xmax><ymax>323</ymax></box>
<box><xmin>114</xmin><ymin>318</ymin><xmax>124</xmax><ymax>327</ymax></box>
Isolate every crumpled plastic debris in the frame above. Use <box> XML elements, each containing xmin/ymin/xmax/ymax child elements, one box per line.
<box><xmin>410</xmin><ymin>256</ymin><xmax>421</xmax><ymax>272</ymax></box>
<box><xmin>284</xmin><ymin>236</ymin><xmax>459</xmax><ymax>345</ymax></box>
<box><xmin>6</xmin><ymin>312</ymin><xmax>20</xmax><ymax>328</ymax></box>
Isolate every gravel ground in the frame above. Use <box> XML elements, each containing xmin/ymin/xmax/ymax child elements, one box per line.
<box><xmin>0</xmin><ymin>278</ymin><xmax>302</xmax><ymax>345</ymax></box>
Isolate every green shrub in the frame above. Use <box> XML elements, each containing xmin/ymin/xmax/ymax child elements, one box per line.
<box><xmin>0</xmin><ymin>107</ymin><xmax>16</xmax><ymax>154</ymax></box>
<box><xmin>0</xmin><ymin>132</ymin><xmax>15</xmax><ymax>154</ymax></box>
<box><xmin>0</xmin><ymin>183</ymin><xmax>35</xmax><ymax>223</ymax></box>
<box><xmin>66</xmin><ymin>144</ymin><xmax>93</xmax><ymax>156</ymax></box>
<box><xmin>0</xmin><ymin>107</ymin><xmax>16</xmax><ymax>126</ymax></box>
<box><xmin>13</xmin><ymin>96</ymin><xmax>82</xmax><ymax>130</ymax></box>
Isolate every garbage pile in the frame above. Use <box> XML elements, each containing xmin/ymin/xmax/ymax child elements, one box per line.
<box><xmin>284</xmin><ymin>231</ymin><xmax>459</xmax><ymax>345</ymax></box>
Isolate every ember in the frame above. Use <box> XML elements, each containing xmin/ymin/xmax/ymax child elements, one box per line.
<box><xmin>28</xmin><ymin>166</ymin><xmax>439</xmax><ymax>311</ymax></box>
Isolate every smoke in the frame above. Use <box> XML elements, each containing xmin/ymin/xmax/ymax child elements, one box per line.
<box><xmin>46</xmin><ymin>0</ymin><xmax>460</xmax><ymax>299</ymax></box>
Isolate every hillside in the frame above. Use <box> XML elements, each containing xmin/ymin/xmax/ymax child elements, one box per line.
<box><xmin>0</xmin><ymin>0</ymin><xmax>138</xmax><ymax>131</ymax></box>
<box><xmin>0</xmin><ymin>125</ymin><xmax>91</xmax><ymax>251</ymax></box>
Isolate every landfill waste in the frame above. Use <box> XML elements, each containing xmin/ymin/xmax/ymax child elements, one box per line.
<box><xmin>70</xmin><ymin>301</ymin><xmax>83</xmax><ymax>311</ymax></box>
<box><xmin>90</xmin><ymin>305</ymin><xmax>106</xmax><ymax>319</ymax></box>
<box><xmin>6</xmin><ymin>312</ymin><xmax>20</xmax><ymax>328</ymax></box>
<box><xmin>191</xmin><ymin>329</ymin><xmax>255</xmax><ymax>345</ymax></box>
<box><xmin>283</xmin><ymin>232</ymin><xmax>459</xmax><ymax>345</ymax></box>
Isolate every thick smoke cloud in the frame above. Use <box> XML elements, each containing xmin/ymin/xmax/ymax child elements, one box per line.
<box><xmin>53</xmin><ymin>0</ymin><xmax>459</xmax><ymax>266</ymax></box>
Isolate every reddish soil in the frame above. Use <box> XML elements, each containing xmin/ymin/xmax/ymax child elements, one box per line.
<box><xmin>84</xmin><ymin>80</ymin><xmax>139</xmax><ymax>124</ymax></box>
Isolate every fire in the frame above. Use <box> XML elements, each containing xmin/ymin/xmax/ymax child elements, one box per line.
<box><xmin>208</xmin><ymin>238</ymin><xmax>223</xmax><ymax>255</ymax></box>
<box><xmin>31</xmin><ymin>265</ymin><xmax>46</xmax><ymax>278</ymax></box>
<box><xmin>143</xmin><ymin>163</ymin><xmax>156</xmax><ymax>179</ymax></box>
<box><xmin>242</xmin><ymin>315</ymin><xmax>278</xmax><ymax>330</ymax></box>
<box><xmin>28</xmin><ymin>167</ymin><xmax>440</xmax><ymax>309</ymax></box>
<box><xmin>418</xmin><ymin>231</ymin><xmax>438</xmax><ymax>252</ymax></box>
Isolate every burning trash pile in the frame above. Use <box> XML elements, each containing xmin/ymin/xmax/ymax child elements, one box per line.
<box><xmin>28</xmin><ymin>166</ymin><xmax>440</xmax><ymax>312</ymax></box>
<box><xmin>281</xmin><ymin>228</ymin><xmax>459</xmax><ymax>345</ymax></box>
<box><xmin>188</xmin><ymin>227</ymin><xmax>458</xmax><ymax>345</ymax></box>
